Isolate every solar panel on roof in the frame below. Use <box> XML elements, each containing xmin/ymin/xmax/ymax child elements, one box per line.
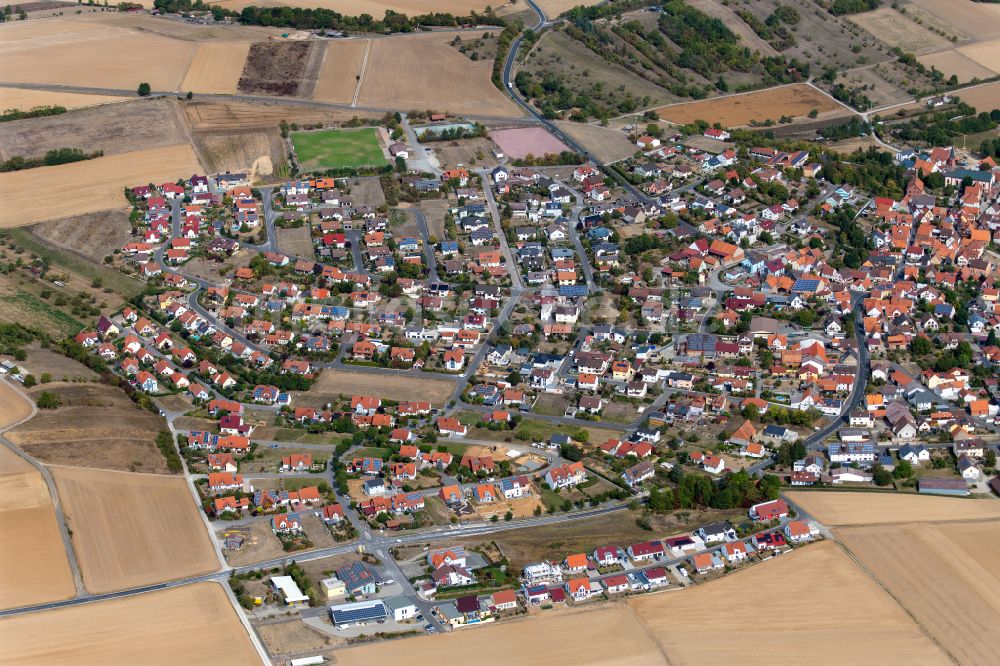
<box><xmin>559</xmin><ymin>285</ymin><xmax>588</xmax><ymax>297</ymax></box>
<box><xmin>330</xmin><ymin>602</ymin><xmax>387</xmax><ymax>624</ymax></box>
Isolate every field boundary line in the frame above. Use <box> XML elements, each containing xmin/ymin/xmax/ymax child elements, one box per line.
<box><xmin>624</xmin><ymin>601</ymin><xmax>674</xmax><ymax>665</ymax></box>
<box><xmin>831</xmin><ymin>534</ymin><xmax>961</xmax><ymax>665</ymax></box>
<box><xmin>352</xmin><ymin>39</ymin><xmax>372</xmax><ymax>107</ymax></box>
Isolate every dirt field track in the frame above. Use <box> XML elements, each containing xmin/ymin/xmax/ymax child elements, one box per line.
<box><xmin>839</xmin><ymin>520</ymin><xmax>1000</xmax><ymax>666</ymax></box>
<box><xmin>786</xmin><ymin>491</ymin><xmax>1000</xmax><ymax>526</ymax></box>
<box><xmin>0</xmin><ymin>87</ymin><xmax>127</xmax><ymax>111</ymax></box>
<box><xmin>0</xmin><ymin>20</ymin><xmax>194</xmax><ymax>91</ymax></box>
<box><xmin>0</xmin><ymin>143</ymin><xmax>203</xmax><ymax>227</ymax></box>
<box><xmin>655</xmin><ymin>84</ymin><xmax>844</xmax><ymax>127</ymax></box>
<box><xmin>0</xmin><ymin>582</ymin><xmax>263</xmax><ymax>665</ymax></box>
<box><xmin>0</xmin><ymin>381</ymin><xmax>75</xmax><ymax>611</ymax></box>
<box><xmin>629</xmin><ymin>540</ymin><xmax>948</xmax><ymax>665</ymax></box>
<box><xmin>53</xmin><ymin>466</ymin><xmax>219</xmax><ymax>593</ymax></box>
<box><xmin>313</xmin><ymin>38</ymin><xmax>369</xmax><ymax>104</ymax></box>
<box><xmin>356</xmin><ymin>32</ymin><xmax>521</xmax><ymax>117</ymax></box>
<box><xmin>181</xmin><ymin>41</ymin><xmax>252</xmax><ymax>94</ymax></box>
<box><xmin>297</xmin><ymin>369</ymin><xmax>455</xmax><ymax>406</ymax></box>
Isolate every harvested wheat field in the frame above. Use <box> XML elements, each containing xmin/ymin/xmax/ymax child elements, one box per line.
<box><xmin>0</xmin><ymin>381</ymin><xmax>75</xmax><ymax>611</ymax></box>
<box><xmin>0</xmin><ymin>582</ymin><xmax>263</xmax><ymax>665</ymax></box>
<box><xmin>0</xmin><ymin>19</ymin><xmax>194</xmax><ymax>91</ymax></box>
<box><xmin>181</xmin><ymin>41</ymin><xmax>253</xmax><ymax>94</ymax></box>
<box><xmin>53</xmin><ymin>466</ymin><xmax>218</xmax><ymax>593</ymax></box>
<box><xmin>331</xmin><ymin>603</ymin><xmax>666</xmax><ymax>666</ymax></box>
<box><xmin>356</xmin><ymin>32</ymin><xmax>521</xmax><ymax>117</ymax></box>
<box><xmin>655</xmin><ymin>84</ymin><xmax>843</xmax><ymax>127</ymax></box>
<box><xmin>955</xmin><ymin>39</ymin><xmax>1000</xmax><ymax>77</ymax></box>
<box><xmin>0</xmin><ymin>143</ymin><xmax>203</xmax><ymax>227</ymax></box>
<box><xmin>297</xmin><ymin>369</ymin><xmax>455</xmax><ymax>407</ymax></box>
<box><xmin>786</xmin><ymin>490</ymin><xmax>1000</xmax><ymax>526</ymax></box>
<box><xmin>918</xmin><ymin>49</ymin><xmax>996</xmax><ymax>84</ymax></box>
<box><xmin>535</xmin><ymin>0</ymin><xmax>601</xmax><ymax>17</ymax></box>
<box><xmin>0</xmin><ymin>87</ymin><xmax>127</xmax><ymax>111</ymax></box>
<box><xmin>955</xmin><ymin>81</ymin><xmax>1000</xmax><ymax>113</ymax></box>
<box><xmin>556</xmin><ymin>121</ymin><xmax>636</xmax><ymax>163</ymax></box>
<box><xmin>839</xmin><ymin>520</ymin><xmax>1000</xmax><ymax>666</ymax></box>
<box><xmin>630</xmin><ymin>540</ymin><xmax>949</xmax><ymax>665</ymax></box>
<box><xmin>313</xmin><ymin>38</ymin><xmax>369</xmax><ymax>104</ymax></box>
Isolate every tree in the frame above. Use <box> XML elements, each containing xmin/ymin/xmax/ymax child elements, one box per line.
<box><xmin>504</xmin><ymin>510</ymin><xmax>513</xmax><ymax>521</ymax></box>
<box><xmin>39</xmin><ymin>372</ymin><xmax>51</xmax><ymax>384</ymax></box>
<box><xmin>137</xmin><ymin>82</ymin><xmax>151</xmax><ymax>97</ymax></box>
<box><xmin>560</xmin><ymin>442</ymin><xmax>583</xmax><ymax>462</ymax></box>
<box><xmin>22</xmin><ymin>374</ymin><xmax>36</xmax><ymax>388</ymax></box>
<box><xmin>985</xmin><ymin>449</ymin><xmax>997</xmax><ymax>469</ymax></box>
<box><xmin>36</xmin><ymin>391</ymin><xmax>61</xmax><ymax>409</ymax></box>
<box><xmin>741</xmin><ymin>403</ymin><xmax>760</xmax><ymax>423</ymax></box>
<box><xmin>872</xmin><ymin>464</ymin><xmax>892</xmax><ymax>486</ymax></box>
<box><xmin>893</xmin><ymin>459</ymin><xmax>914</xmax><ymax>479</ymax></box>
<box><xmin>186</xmin><ymin>91</ymin><xmax>193</xmax><ymax>100</ymax></box>
<box><xmin>910</xmin><ymin>336</ymin><xmax>932</xmax><ymax>355</ymax></box>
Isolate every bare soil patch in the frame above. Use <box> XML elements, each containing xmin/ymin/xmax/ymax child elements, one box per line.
<box><xmin>786</xmin><ymin>490</ymin><xmax>1000</xmax><ymax>526</ymax></box>
<box><xmin>0</xmin><ymin>97</ymin><xmax>188</xmax><ymax>162</ymax></box>
<box><xmin>839</xmin><ymin>520</ymin><xmax>1000</xmax><ymax>666</ymax></box>
<box><xmin>219</xmin><ymin>519</ymin><xmax>286</xmax><ymax>567</ymax></box>
<box><xmin>238</xmin><ymin>41</ymin><xmax>316</xmax><ymax>97</ymax></box>
<box><xmin>196</xmin><ymin>129</ymin><xmax>286</xmax><ymax>181</ymax></box>
<box><xmin>655</xmin><ymin>84</ymin><xmax>842</xmax><ymax>127</ymax></box>
<box><xmin>0</xmin><ymin>143</ymin><xmax>203</xmax><ymax>228</ymax></box>
<box><xmin>357</xmin><ymin>32</ymin><xmax>521</xmax><ymax>117</ymax></box>
<box><xmin>430</xmin><ymin>137</ymin><xmax>502</xmax><ymax>170</ymax></box>
<box><xmin>0</xmin><ymin>87</ymin><xmax>127</xmax><ymax>111</ymax></box>
<box><xmin>0</xmin><ymin>582</ymin><xmax>263</xmax><ymax>665</ymax></box>
<box><xmin>296</xmin><ymin>369</ymin><xmax>455</xmax><ymax>407</ymax></box>
<box><xmin>419</xmin><ymin>198</ymin><xmax>448</xmax><ymax>240</ymax></box>
<box><xmin>277</xmin><ymin>225</ymin><xmax>315</xmax><ymax>260</ymax></box>
<box><xmin>629</xmin><ymin>540</ymin><xmax>949</xmax><ymax>665</ymax></box>
<box><xmin>491</xmin><ymin>126</ymin><xmax>569</xmax><ymax>160</ymax></box>
<box><xmin>53</xmin><ymin>466</ymin><xmax>218</xmax><ymax>593</ymax></box>
<box><xmin>181</xmin><ymin>41</ymin><xmax>253</xmax><ymax>94</ymax></box>
<box><xmin>256</xmin><ymin>619</ymin><xmax>344</xmax><ymax>663</ymax></box>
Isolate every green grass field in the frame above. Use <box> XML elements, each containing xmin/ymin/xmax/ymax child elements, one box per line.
<box><xmin>291</xmin><ymin>128</ymin><xmax>388</xmax><ymax>170</ymax></box>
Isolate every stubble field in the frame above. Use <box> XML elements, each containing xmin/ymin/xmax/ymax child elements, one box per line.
<box><xmin>849</xmin><ymin>7</ymin><xmax>952</xmax><ymax>54</ymax></box>
<box><xmin>838</xmin><ymin>520</ymin><xmax>1000</xmax><ymax>666</ymax></box>
<box><xmin>0</xmin><ymin>582</ymin><xmax>263</xmax><ymax>665</ymax></box>
<box><xmin>0</xmin><ymin>87</ymin><xmax>127</xmax><ymax>111</ymax></box>
<box><xmin>312</xmin><ymin>38</ymin><xmax>369</xmax><ymax>104</ymax></box>
<box><xmin>0</xmin><ymin>20</ymin><xmax>194</xmax><ymax>91</ymax></box>
<box><xmin>786</xmin><ymin>490</ymin><xmax>1000</xmax><ymax>525</ymax></box>
<box><xmin>629</xmin><ymin>540</ymin><xmax>949</xmax><ymax>665</ymax></box>
<box><xmin>655</xmin><ymin>83</ymin><xmax>845</xmax><ymax>127</ymax></box>
<box><xmin>355</xmin><ymin>32</ymin><xmax>521</xmax><ymax>117</ymax></box>
<box><xmin>555</xmin><ymin>121</ymin><xmax>636</xmax><ymax>163</ymax></box>
<box><xmin>181</xmin><ymin>41</ymin><xmax>253</xmax><ymax>94</ymax></box>
<box><xmin>53</xmin><ymin>466</ymin><xmax>219</xmax><ymax>593</ymax></box>
<box><xmin>331</xmin><ymin>603</ymin><xmax>668</xmax><ymax>666</ymax></box>
<box><xmin>297</xmin><ymin>369</ymin><xmax>455</xmax><ymax>406</ymax></box>
<box><xmin>0</xmin><ymin>143</ymin><xmax>203</xmax><ymax>227</ymax></box>
<box><xmin>954</xmin><ymin>81</ymin><xmax>1000</xmax><ymax>113</ymax></box>
<box><xmin>0</xmin><ymin>381</ymin><xmax>75</xmax><ymax>610</ymax></box>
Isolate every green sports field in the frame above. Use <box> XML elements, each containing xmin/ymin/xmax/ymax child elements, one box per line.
<box><xmin>290</xmin><ymin>127</ymin><xmax>388</xmax><ymax>170</ymax></box>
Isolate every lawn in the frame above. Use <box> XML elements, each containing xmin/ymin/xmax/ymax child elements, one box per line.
<box><xmin>291</xmin><ymin>128</ymin><xmax>388</xmax><ymax>170</ymax></box>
